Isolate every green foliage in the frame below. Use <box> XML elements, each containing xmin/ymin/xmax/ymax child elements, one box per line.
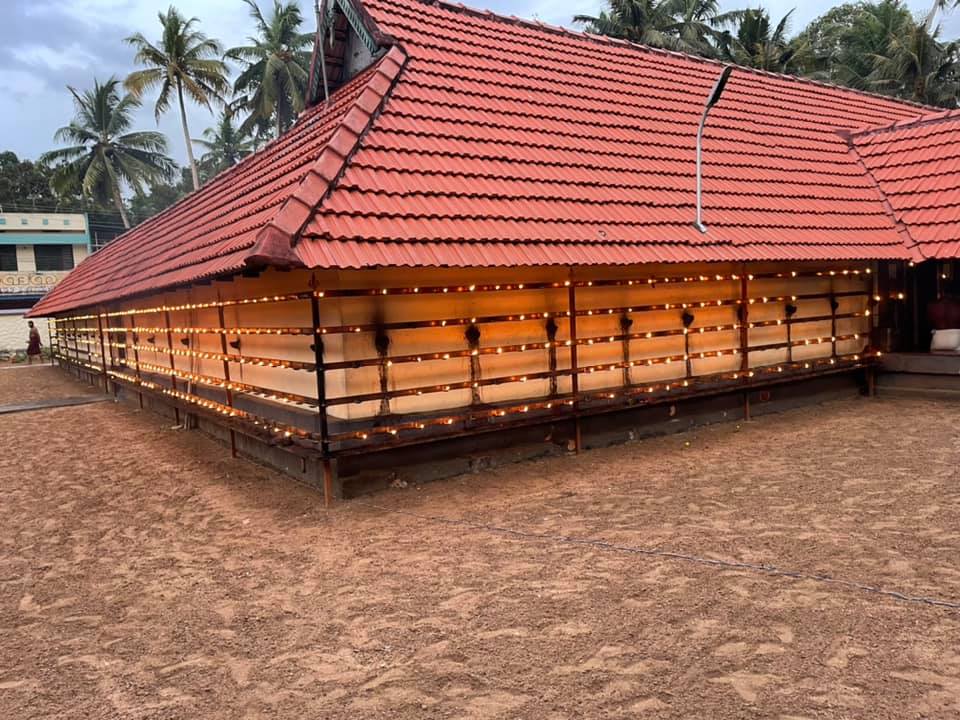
<box><xmin>39</xmin><ymin>77</ymin><xmax>177</xmax><ymax>229</ymax></box>
<box><xmin>574</xmin><ymin>1</ymin><xmax>782</xmax><ymax>60</ymax></box>
<box><xmin>578</xmin><ymin>0</ymin><xmax>960</xmax><ymax>105</ymax></box>
<box><xmin>226</xmin><ymin>0</ymin><xmax>314</xmax><ymax>137</ymax></box>
<box><xmin>0</xmin><ymin>152</ymin><xmax>63</xmax><ymax>211</ymax></box>
<box><xmin>792</xmin><ymin>1</ymin><xmax>960</xmax><ymax>106</ymax></box>
<box><xmin>128</xmin><ymin>167</ymin><xmax>201</xmax><ymax>225</ymax></box>
<box><xmin>125</xmin><ymin>6</ymin><xmax>231</xmax><ymax>190</ymax></box>
<box><xmin>195</xmin><ymin>107</ymin><xmax>256</xmax><ymax>176</ymax></box>
<box><xmin>715</xmin><ymin>8</ymin><xmax>799</xmax><ymax>71</ymax></box>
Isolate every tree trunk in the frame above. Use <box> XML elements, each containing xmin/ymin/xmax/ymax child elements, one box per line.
<box><xmin>111</xmin><ymin>180</ymin><xmax>130</xmax><ymax>230</ymax></box>
<box><xmin>178</xmin><ymin>79</ymin><xmax>201</xmax><ymax>192</ymax></box>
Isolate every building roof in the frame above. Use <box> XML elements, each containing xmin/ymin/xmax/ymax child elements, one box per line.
<box><xmin>30</xmin><ymin>0</ymin><xmax>958</xmax><ymax>316</ymax></box>
<box><xmin>853</xmin><ymin>110</ymin><xmax>960</xmax><ymax>260</ymax></box>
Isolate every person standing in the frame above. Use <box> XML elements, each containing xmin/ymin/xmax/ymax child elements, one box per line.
<box><xmin>26</xmin><ymin>321</ymin><xmax>42</xmax><ymax>364</ymax></box>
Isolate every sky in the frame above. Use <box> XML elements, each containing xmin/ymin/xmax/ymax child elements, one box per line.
<box><xmin>2</xmin><ymin>0</ymin><xmax>959</xmax><ymax>169</ymax></box>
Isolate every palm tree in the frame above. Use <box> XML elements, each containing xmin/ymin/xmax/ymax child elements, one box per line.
<box><xmin>226</xmin><ymin>0</ymin><xmax>314</xmax><ymax>138</ymax></box>
<box><xmin>794</xmin><ymin>2</ymin><xmax>912</xmax><ymax>86</ymax></box>
<box><xmin>125</xmin><ymin>6</ymin><xmax>230</xmax><ymax>191</ymax></box>
<box><xmin>195</xmin><ymin>107</ymin><xmax>256</xmax><ymax>175</ymax></box>
<box><xmin>574</xmin><ymin>0</ymin><xmax>748</xmax><ymax>57</ymax></box>
<box><xmin>869</xmin><ymin>13</ymin><xmax>960</xmax><ymax>105</ymax></box>
<box><xmin>716</xmin><ymin>8</ymin><xmax>798</xmax><ymax>72</ymax></box>
<box><xmin>40</xmin><ymin>78</ymin><xmax>176</xmax><ymax>230</ymax></box>
<box><xmin>574</xmin><ymin>0</ymin><xmax>675</xmax><ymax>47</ymax></box>
<box><xmin>660</xmin><ymin>0</ymin><xmax>746</xmax><ymax>56</ymax></box>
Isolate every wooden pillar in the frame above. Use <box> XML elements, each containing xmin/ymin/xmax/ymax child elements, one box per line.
<box><xmin>546</xmin><ymin>317</ymin><xmax>559</xmax><ymax>397</ymax></box>
<box><xmin>164</xmin><ymin>308</ymin><xmax>181</xmax><ymax>425</ymax></box>
<box><xmin>739</xmin><ymin>267</ymin><xmax>751</xmax><ymax>421</ymax></box>
<box><xmin>829</xmin><ymin>276</ymin><xmax>838</xmax><ymax>360</ymax></box>
<box><xmin>104</xmin><ymin>313</ymin><xmax>117</xmax><ymax>396</ymax></box>
<box><xmin>96</xmin><ymin>312</ymin><xmax>109</xmax><ymax>392</ymax></box>
<box><xmin>47</xmin><ymin>319</ymin><xmax>56</xmax><ymax>366</ymax></box>
<box><xmin>217</xmin><ymin>299</ymin><xmax>238</xmax><ymax>458</ymax></box>
<box><xmin>739</xmin><ymin>267</ymin><xmax>750</xmax><ymax>373</ymax></box>
<box><xmin>310</xmin><ymin>275</ymin><xmax>333</xmax><ymax>506</ymax></box>
<box><xmin>129</xmin><ymin>313</ymin><xmax>143</xmax><ymax>409</ymax></box>
<box><xmin>621</xmin><ymin>314</ymin><xmax>634</xmax><ymax>387</ymax></box>
<box><xmin>567</xmin><ymin>270</ymin><xmax>581</xmax><ymax>453</ymax></box>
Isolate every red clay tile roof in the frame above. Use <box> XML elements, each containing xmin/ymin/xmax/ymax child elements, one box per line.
<box><xmin>30</xmin><ymin>48</ymin><xmax>405</xmax><ymax>316</ymax></box>
<box><xmin>31</xmin><ymin>0</ymin><xmax>951</xmax><ymax>316</ymax></box>
<box><xmin>296</xmin><ymin>0</ymin><xmax>928</xmax><ymax>269</ymax></box>
<box><xmin>853</xmin><ymin>110</ymin><xmax>960</xmax><ymax>260</ymax></box>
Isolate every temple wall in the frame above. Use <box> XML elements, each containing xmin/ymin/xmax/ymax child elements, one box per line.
<box><xmin>50</xmin><ymin>261</ymin><xmax>874</xmax><ymax>437</ymax></box>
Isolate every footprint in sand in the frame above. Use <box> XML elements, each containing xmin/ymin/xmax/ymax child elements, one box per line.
<box><xmin>708</xmin><ymin>671</ymin><xmax>779</xmax><ymax>703</ymax></box>
<box><xmin>825</xmin><ymin>640</ymin><xmax>869</xmax><ymax>669</ymax></box>
<box><xmin>0</xmin><ymin>680</ymin><xmax>36</xmax><ymax>691</ymax></box>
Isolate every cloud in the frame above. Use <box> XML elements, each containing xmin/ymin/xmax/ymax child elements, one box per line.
<box><xmin>0</xmin><ymin>69</ymin><xmax>48</xmax><ymax>99</ymax></box>
<box><xmin>10</xmin><ymin>44</ymin><xmax>100</xmax><ymax>73</ymax></box>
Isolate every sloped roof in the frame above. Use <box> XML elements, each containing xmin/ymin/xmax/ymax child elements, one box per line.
<box><xmin>31</xmin><ymin>0</ymin><xmax>951</xmax><ymax>316</ymax></box>
<box><xmin>298</xmin><ymin>0</ymin><xmax>926</xmax><ymax>268</ymax></box>
<box><xmin>853</xmin><ymin>110</ymin><xmax>960</xmax><ymax>260</ymax></box>
<box><xmin>31</xmin><ymin>50</ymin><xmax>405</xmax><ymax>316</ymax></box>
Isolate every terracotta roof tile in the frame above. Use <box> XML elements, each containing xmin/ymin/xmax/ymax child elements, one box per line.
<box><xmin>31</xmin><ymin>47</ymin><xmax>406</xmax><ymax>316</ymax></box>
<box><xmin>853</xmin><ymin>111</ymin><xmax>960</xmax><ymax>260</ymax></box>
<box><xmin>33</xmin><ymin>0</ymin><xmax>941</xmax><ymax>316</ymax></box>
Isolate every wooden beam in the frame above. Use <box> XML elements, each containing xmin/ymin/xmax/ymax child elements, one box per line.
<box><xmin>164</xmin><ymin>309</ymin><xmax>181</xmax><ymax>425</ymax></box>
<box><xmin>217</xmin><ymin>297</ymin><xmax>238</xmax><ymax>458</ymax></box>
<box><xmin>567</xmin><ymin>269</ymin><xmax>581</xmax><ymax>453</ymax></box>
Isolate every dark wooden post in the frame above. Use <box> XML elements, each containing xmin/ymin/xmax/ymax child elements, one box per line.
<box><xmin>466</xmin><ymin>324</ymin><xmax>482</xmax><ymax>405</ymax></box>
<box><xmin>739</xmin><ymin>268</ymin><xmax>750</xmax><ymax>373</ymax></box>
<box><xmin>164</xmin><ymin>308</ymin><xmax>181</xmax><ymax>425</ymax></box>
<box><xmin>129</xmin><ymin>313</ymin><xmax>143</xmax><ymax>409</ymax></box>
<box><xmin>546</xmin><ymin>316</ymin><xmax>559</xmax><ymax>397</ymax></box>
<box><xmin>829</xmin><ymin>275</ymin><xmax>838</xmax><ymax>360</ymax></box>
<box><xmin>216</xmin><ymin>298</ymin><xmax>238</xmax><ymax>458</ymax></box>
<box><xmin>739</xmin><ymin>266</ymin><xmax>751</xmax><ymax>421</ymax></box>
<box><xmin>47</xmin><ymin>319</ymin><xmax>57</xmax><ymax>366</ymax></box>
<box><xmin>620</xmin><ymin>314</ymin><xmax>634</xmax><ymax>387</ymax></box>
<box><xmin>567</xmin><ymin>269</ymin><xmax>581</xmax><ymax>453</ymax></box>
<box><xmin>867</xmin><ymin>264</ymin><xmax>879</xmax><ymax>396</ymax></box>
<box><xmin>682</xmin><ymin>309</ymin><xmax>694</xmax><ymax>379</ymax></box>
<box><xmin>309</xmin><ymin>274</ymin><xmax>334</xmax><ymax>506</ymax></box>
<box><xmin>96</xmin><ymin>311</ymin><xmax>109</xmax><ymax>392</ymax></box>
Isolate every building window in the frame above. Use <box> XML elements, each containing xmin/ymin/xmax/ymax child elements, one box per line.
<box><xmin>0</xmin><ymin>246</ymin><xmax>16</xmax><ymax>271</ymax></box>
<box><xmin>34</xmin><ymin>244</ymin><xmax>74</xmax><ymax>271</ymax></box>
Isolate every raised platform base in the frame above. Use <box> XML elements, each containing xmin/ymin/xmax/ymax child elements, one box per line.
<box><xmin>879</xmin><ymin>353</ymin><xmax>960</xmax><ymax>398</ymax></box>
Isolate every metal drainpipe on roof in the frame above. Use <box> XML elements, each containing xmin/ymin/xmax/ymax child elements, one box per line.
<box><xmin>696</xmin><ymin>66</ymin><xmax>733</xmax><ymax>234</ymax></box>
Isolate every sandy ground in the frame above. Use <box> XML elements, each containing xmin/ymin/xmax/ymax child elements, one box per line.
<box><xmin>0</xmin><ymin>364</ymin><xmax>100</xmax><ymax>405</ymax></box>
<box><xmin>1</xmin><ymin>368</ymin><xmax>960</xmax><ymax>719</ymax></box>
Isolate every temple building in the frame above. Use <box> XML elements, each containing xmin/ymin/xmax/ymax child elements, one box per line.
<box><xmin>29</xmin><ymin>0</ymin><xmax>960</xmax><ymax>501</ymax></box>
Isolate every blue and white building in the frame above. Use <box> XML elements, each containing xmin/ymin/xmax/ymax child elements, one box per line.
<box><xmin>0</xmin><ymin>212</ymin><xmax>91</xmax><ymax>352</ymax></box>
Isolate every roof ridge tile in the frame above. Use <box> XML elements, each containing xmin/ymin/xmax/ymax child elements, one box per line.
<box><xmin>386</xmin><ymin>0</ymin><xmax>937</xmax><ymax>114</ymax></box>
<box><xmin>244</xmin><ymin>45</ymin><xmax>409</xmax><ymax>268</ymax></box>
<box><xmin>853</xmin><ymin>108</ymin><xmax>960</xmax><ymax>139</ymax></box>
